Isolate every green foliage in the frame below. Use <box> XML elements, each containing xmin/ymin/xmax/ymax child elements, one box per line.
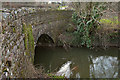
<box><xmin>72</xmin><ymin>3</ymin><xmax>106</xmax><ymax>48</ymax></box>
<box><xmin>72</xmin><ymin>12</ymin><xmax>78</xmax><ymax>24</ymax></box>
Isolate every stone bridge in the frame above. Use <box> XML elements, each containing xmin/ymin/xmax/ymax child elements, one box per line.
<box><xmin>0</xmin><ymin>9</ymin><xmax>73</xmax><ymax>78</ymax></box>
<box><xmin>3</xmin><ymin>10</ymin><xmax>73</xmax><ymax>45</ymax></box>
<box><xmin>30</xmin><ymin>10</ymin><xmax>73</xmax><ymax>45</ymax></box>
<box><xmin>0</xmin><ymin>4</ymin><xmax>120</xmax><ymax>78</ymax></box>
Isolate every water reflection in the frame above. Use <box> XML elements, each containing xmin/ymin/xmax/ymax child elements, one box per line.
<box><xmin>34</xmin><ymin>47</ymin><xmax>119</xmax><ymax>78</ymax></box>
<box><xmin>56</xmin><ymin>61</ymin><xmax>72</xmax><ymax>78</ymax></box>
<box><xmin>90</xmin><ymin>56</ymin><xmax>118</xmax><ymax>78</ymax></box>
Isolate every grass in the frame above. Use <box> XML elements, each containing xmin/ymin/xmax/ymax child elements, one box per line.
<box><xmin>47</xmin><ymin>73</ymin><xmax>65</xmax><ymax>78</ymax></box>
<box><xmin>99</xmin><ymin>16</ymin><xmax>119</xmax><ymax>27</ymax></box>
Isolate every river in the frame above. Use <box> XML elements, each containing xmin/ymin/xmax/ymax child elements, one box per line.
<box><xmin>34</xmin><ymin>46</ymin><xmax>119</xmax><ymax>78</ymax></box>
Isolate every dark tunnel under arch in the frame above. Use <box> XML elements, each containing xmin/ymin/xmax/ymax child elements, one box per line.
<box><xmin>36</xmin><ymin>34</ymin><xmax>54</xmax><ymax>46</ymax></box>
<box><xmin>34</xmin><ymin>34</ymin><xmax>55</xmax><ymax>65</ymax></box>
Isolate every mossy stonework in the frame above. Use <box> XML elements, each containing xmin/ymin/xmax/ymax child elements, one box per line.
<box><xmin>23</xmin><ymin>23</ymin><xmax>34</xmax><ymax>63</ymax></box>
<box><xmin>0</xmin><ymin>9</ymin><xmax>73</xmax><ymax>78</ymax></box>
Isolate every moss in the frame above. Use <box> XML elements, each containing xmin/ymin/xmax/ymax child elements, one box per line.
<box><xmin>25</xmin><ymin>33</ymin><xmax>28</xmax><ymax>50</ymax></box>
<box><xmin>13</xmin><ymin>27</ymin><xmax>16</xmax><ymax>33</ymax></box>
<box><xmin>22</xmin><ymin>23</ymin><xmax>34</xmax><ymax>63</ymax></box>
<box><xmin>28</xmin><ymin>24</ymin><xmax>34</xmax><ymax>62</ymax></box>
<box><xmin>48</xmin><ymin>22</ymin><xmax>52</xmax><ymax>24</ymax></box>
<box><xmin>24</xmin><ymin>52</ymin><xmax>28</xmax><ymax>56</ymax></box>
<box><xmin>23</xmin><ymin>23</ymin><xmax>28</xmax><ymax>50</ymax></box>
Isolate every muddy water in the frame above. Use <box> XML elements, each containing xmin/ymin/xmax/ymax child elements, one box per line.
<box><xmin>34</xmin><ymin>46</ymin><xmax>119</xmax><ymax>78</ymax></box>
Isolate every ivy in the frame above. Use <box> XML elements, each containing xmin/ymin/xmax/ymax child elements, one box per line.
<box><xmin>72</xmin><ymin>3</ymin><xmax>107</xmax><ymax>48</ymax></box>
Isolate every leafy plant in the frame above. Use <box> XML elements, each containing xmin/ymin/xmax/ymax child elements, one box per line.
<box><xmin>72</xmin><ymin>2</ymin><xmax>107</xmax><ymax>48</ymax></box>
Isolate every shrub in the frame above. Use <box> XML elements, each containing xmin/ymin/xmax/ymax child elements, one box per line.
<box><xmin>72</xmin><ymin>2</ymin><xmax>107</xmax><ymax>48</ymax></box>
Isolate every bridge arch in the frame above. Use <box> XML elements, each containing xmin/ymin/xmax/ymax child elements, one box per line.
<box><xmin>36</xmin><ymin>34</ymin><xmax>54</xmax><ymax>47</ymax></box>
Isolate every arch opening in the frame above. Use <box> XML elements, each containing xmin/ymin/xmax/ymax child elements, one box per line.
<box><xmin>36</xmin><ymin>34</ymin><xmax>54</xmax><ymax>47</ymax></box>
<box><xmin>34</xmin><ymin>34</ymin><xmax>55</xmax><ymax>66</ymax></box>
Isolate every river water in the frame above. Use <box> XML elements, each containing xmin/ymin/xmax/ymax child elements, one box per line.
<box><xmin>34</xmin><ymin>46</ymin><xmax>119</xmax><ymax>78</ymax></box>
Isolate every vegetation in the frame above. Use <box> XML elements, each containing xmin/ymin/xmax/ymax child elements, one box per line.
<box><xmin>47</xmin><ymin>73</ymin><xmax>65</xmax><ymax>78</ymax></box>
<box><xmin>22</xmin><ymin>23</ymin><xmax>34</xmax><ymax>63</ymax></box>
<box><xmin>100</xmin><ymin>17</ymin><xmax>119</xmax><ymax>27</ymax></box>
<box><xmin>12</xmin><ymin>27</ymin><xmax>16</xmax><ymax>33</ymax></box>
<box><xmin>57</xmin><ymin>6</ymin><xmax>68</xmax><ymax>10</ymax></box>
<box><xmin>72</xmin><ymin>3</ymin><xmax>108</xmax><ymax>48</ymax></box>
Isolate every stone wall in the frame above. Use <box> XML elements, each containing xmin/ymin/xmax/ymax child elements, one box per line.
<box><xmin>0</xmin><ymin>8</ymin><xmax>73</xmax><ymax>78</ymax></box>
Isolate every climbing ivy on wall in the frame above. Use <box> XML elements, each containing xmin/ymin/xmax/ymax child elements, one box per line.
<box><xmin>22</xmin><ymin>23</ymin><xmax>34</xmax><ymax>62</ymax></box>
<box><xmin>72</xmin><ymin>2</ymin><xmax>107</xmax><ymax>48</ymax></box>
